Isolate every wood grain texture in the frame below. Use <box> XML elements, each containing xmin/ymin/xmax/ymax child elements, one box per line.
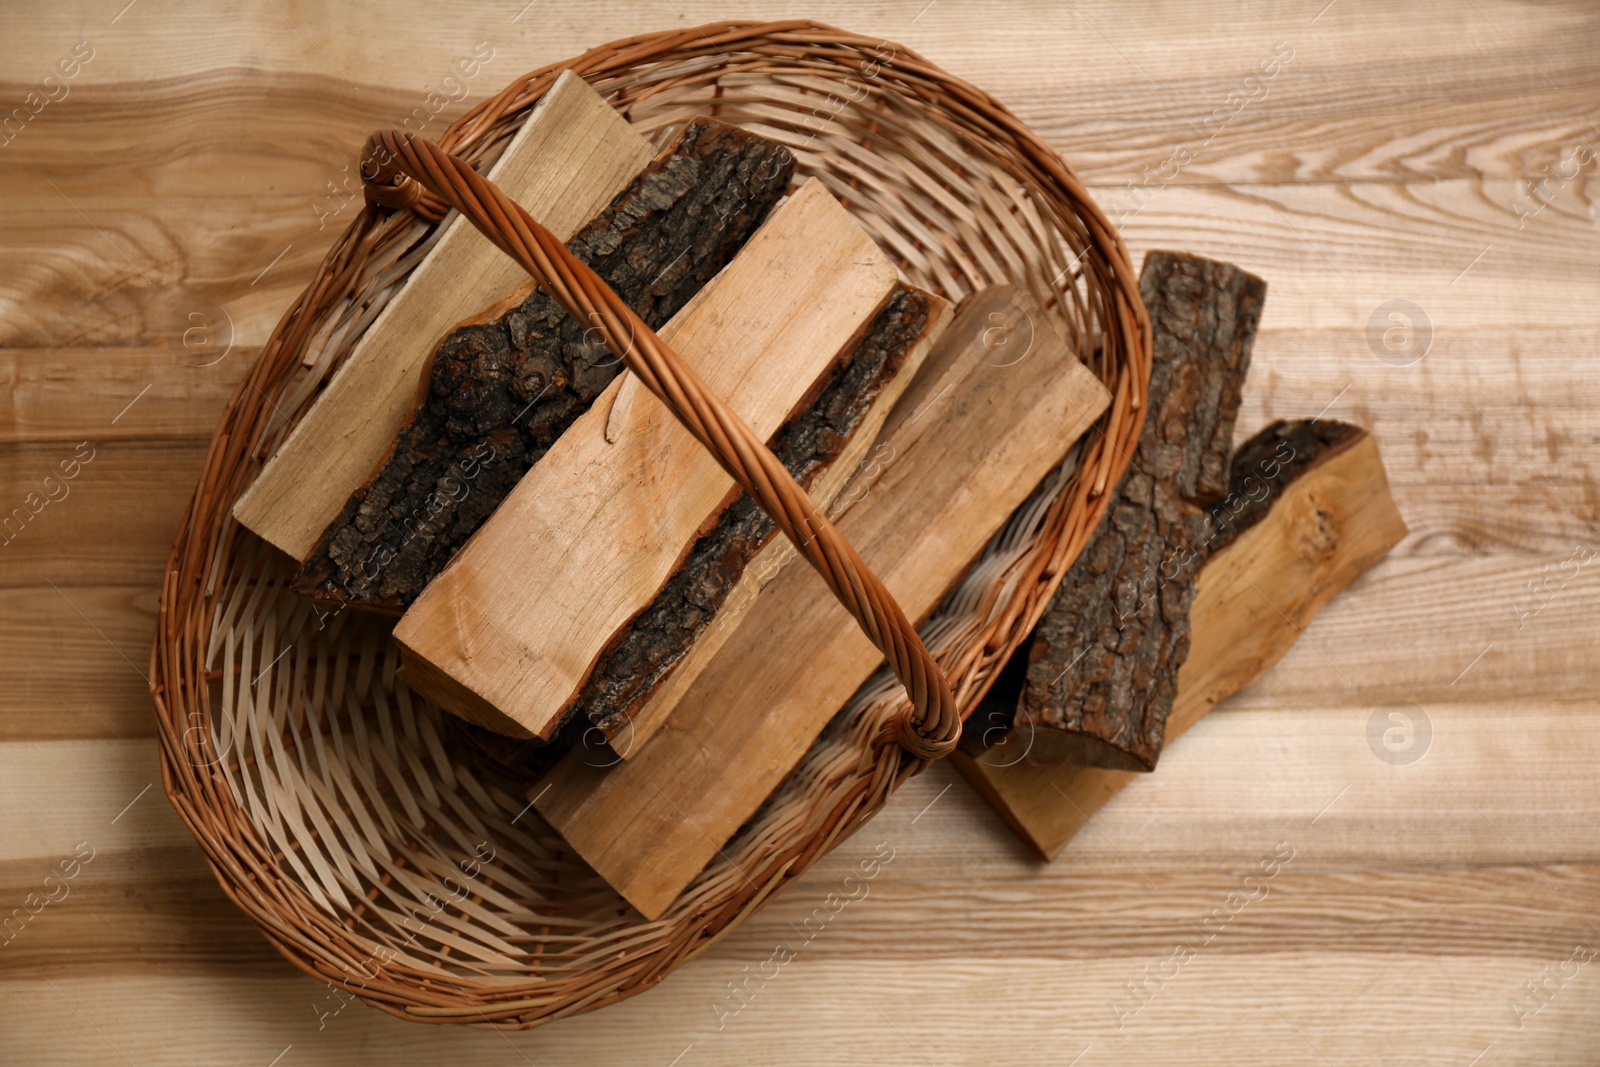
<box><xmin>395</xmin><ymin>179</ymin><xmax>899</xmax><ymax>739</ymax></box>
<box><xmin>4</xmin><ymin>1</ymin><xmax>1599</xmax><ymax>1061</ymax></box>
<box><xmin>232</xmin><ymin>69</ymin><xmax>654</xmax><ymax>561</ymax></box>
<box><xmin>4</xmin><ymin>722</ymin><xmax>1600</xmax><ymax>1063</ymax></box>
<box><xmin>534</xmin><ymin>285</ymin><xmax>1111</xmax><ymax>919</ymax></box>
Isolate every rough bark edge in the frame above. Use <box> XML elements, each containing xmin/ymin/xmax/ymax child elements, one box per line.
<box><xmin>1206</xmin><ymin>418</ymin><xmax>1365</xmax><ymax>554</ymax></box>
<box><xmin>1008</xmin><ymin>252</ymin><xmax>1266</xmax><ymax>770</ymax></box>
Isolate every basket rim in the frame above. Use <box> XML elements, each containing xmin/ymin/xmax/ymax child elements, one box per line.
<box><xmin>149</xmin><ymin>18</ymin><xmax>1151</xmax><ymax>1029</ymax></box>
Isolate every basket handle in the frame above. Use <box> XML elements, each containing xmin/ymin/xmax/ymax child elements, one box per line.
<box><xmin>360</xmin><ymin>130</ymin><xmax>961</xmax><ymax>761</ymax></box>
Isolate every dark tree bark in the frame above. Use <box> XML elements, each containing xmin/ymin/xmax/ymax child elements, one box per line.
<box><xmin>961</xmin><ymin>417</ymin><xmax>1366</xmax><ymax>761</ymax></box>
<box><xmin>1205</xmin><ymin>418</ymin><xmax>1365</xmax><ymax>554</ymax></box>
<box><xmin>1012</xmin><ymin>251</ymin><xmax>1265</xmax><ymax>771</ymax></box>
<box><xmin>292</xmin><ymin>118</ymin><xmax>794</xmax><ymax>611</ymax></box>
<box><xmin>579</xmin><ymin>283</ymin><xmax>939</xmax><ymax>743</ymax></box>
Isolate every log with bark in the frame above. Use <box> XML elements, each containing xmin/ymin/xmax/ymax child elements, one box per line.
<box><xmin>394</xmin><ymin>179</ymin><xmax>915</xmax><ymax>740</ymax></box>
<box><xmin>292</xmin><ymin>115</ymin><xmax>795</xmax><ymax>612</ymax></box>
<box><xmin>531</xmin><ymin>284</ymin><xmax>1112</xmax><ymax>919</ymax></box>
<box><xmin>581</xmin><ymin>281</ymin><xmax>949</xmax><ymax>749</ymax></box>
<box><xmin>1014</xmin><ymin>251</ymin><xmax>1265</xmax><ymax>771</ymax></box>
<box><xmin>234</xmin><ymin>70</ymin><xmax>657</xmax><ymax>561</ymax></box>
<box><xmin>953</xmin><ymin>418</ymin><xmax>1408</xmax><ymax>859</ymax></box>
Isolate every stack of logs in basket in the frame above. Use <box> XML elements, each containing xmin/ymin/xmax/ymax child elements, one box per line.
<box><xmin>234</xmin><ymin>71</ymin><xmax>1406</xmax><ymax>919</ymax></box>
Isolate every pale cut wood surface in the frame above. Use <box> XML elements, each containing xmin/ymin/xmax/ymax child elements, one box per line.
<box><xmin>2</xmin><ymin>1</ymin><xmax>1599</xmax><ymax>1062</ymax></box>
<box><xmin>535</xmin><ymin>285</ymin><xmax>1112</xmax><ymax>918</ymax></box>
<box><xmin>232</xmin><ymin>69</ymin><xmax>654</xmax><ymax>561</ymax></box>
<box><xmin>613</xmin><ymin>286</ymin><xmax>953</xmax><ymax>755</ymax></box>
<box><xmin>394</xmin><ymin>178</ymin><xmax>899</xmax><ymax>738</ymax></box>
<box><xmin>957</xmin><ymin>429</ymin><xmax>1410</xmax><ymax>858</ymax></box>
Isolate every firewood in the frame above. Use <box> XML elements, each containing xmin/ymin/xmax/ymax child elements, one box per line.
<box><xmin>1015</xmin><ymin>251</ymin><xmax>1265</xmax><ymax>771</ymax></box>
<box><xmin>233</xmin><ymin>70</ymin><xmax>655</xmax><ymax>561</ymax></box>
<box><xmin>393</xmin><ymin>179</ymin><xmax>902</xmax><ymax>739</ymax></box>
<box><xmin>583</xmin><ymin>281</ymin><xmax>951</xmax><ymax>749</ymax></box>
<box><xmin>532</xmin><ymin>284</ymin><xmax>1113</xmax><ymax>919</ymax></box>
<box><xmin>291</xmin><ymin>116</ymin><xmax>795</xmax><ymax>612</ymax></box>
<box><xmin>953</xmin><ymin>420</ymin><xmax>1408</xmax><ymax>860</ymax></box>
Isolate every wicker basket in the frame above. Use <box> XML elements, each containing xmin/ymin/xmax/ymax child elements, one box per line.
<box><xmin>151</xmin><ymin>20</ymin><xmax>1148</xmax><ymax>1028</ymax></box>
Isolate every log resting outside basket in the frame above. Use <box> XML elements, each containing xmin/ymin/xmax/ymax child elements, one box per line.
<box><xmin>1014</xmin><ymin>251</ymin><xmax>1265</xmax><ymax>771</ymax></box>
<box><xmin>961</xmin><ymin>416</ymin><xmax>1365</xmax><ymax>761</ymax></box>
<box><xmin>954</xmin><ymin>419</ymin><xmax>1406</xmax><ymax>858</ymax></box>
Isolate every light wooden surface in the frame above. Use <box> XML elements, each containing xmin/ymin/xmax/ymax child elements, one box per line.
<box><xmin>2</xmin><ymin>1</ymin><xmax>1597</xmax><ymax>1063</ymax></box>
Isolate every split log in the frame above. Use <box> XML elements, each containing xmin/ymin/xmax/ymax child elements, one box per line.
<box><xmin>532</xmin><ymin>284</ymin><xmax>1112</xmax><ymax>919</ymax></box>
<box><xmin>1015</xmin><ymin>251</ymin><xmax>1265</xmax><ymax>771</ymax></box>
<box><xmin>233</xmin><ymin>70</ymin><xmax>656</xmax><ymax>561</ymax></box>
<box><xmin>292</xmin><ymin>116</ymin><xmax>795</xmax><ymax>611</ymax></box>
<box><xmin>953</xmin><ymin>420</ymin><xmax>1408</xmax><ymax>860</ymax></box>
<box><xmin>394</xmin><ymin>179</ymin><xmax>902</xmax><ymax>739</ymax></box>
<box><xmin>583</xmin><ymin>281</ymin><xmax>950</xmax><ymax>749</ymax></box>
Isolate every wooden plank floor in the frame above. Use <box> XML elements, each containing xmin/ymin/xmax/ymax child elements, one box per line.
<box><xmin>3</xmin><ymin>1</ymin><xmax>1598</xmax><ymax>1062</ymax></box>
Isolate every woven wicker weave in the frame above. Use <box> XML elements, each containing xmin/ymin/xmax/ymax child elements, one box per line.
<box><xmin>151</xmin><ymin>20</ymin><xmax>1149</xmax><ymax>1028</ymax></box>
